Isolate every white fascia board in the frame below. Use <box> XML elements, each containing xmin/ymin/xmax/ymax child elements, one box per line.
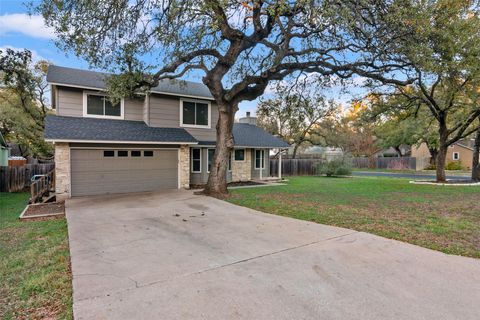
<box><xmin>45</xmin><ymin>138</ymin><xmax>198</xmax><ymax>145</ymax></box>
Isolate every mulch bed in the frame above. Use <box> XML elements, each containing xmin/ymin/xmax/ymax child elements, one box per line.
<box><xmin>21</xmin><ymin>202</ymin><xmax>65</xmax><ymax>219</ymax></box>
<box><xmin>228</xmin><ymin>181</ymin><xmax>265</xmax><ymax>187</ymax></box>
<box><xmin>190</xmin><ymin>181</ymin><xmax>265</xmax><ymax>190</ymax></box>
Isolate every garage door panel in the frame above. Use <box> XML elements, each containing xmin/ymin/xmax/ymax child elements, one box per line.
<box><xmin>71</xmin><ymin>149</ymin><xmax>179</xmax><ymax>196</ymax></box>
<box><xmin>72</xmin><ymin>159</ymin><xmax>177</xmax><ymax>173</ymax></box>
<box><xmin>72</xmin><ymin>170</ymin><xmax>177</xmax><ymax>183</ymax></box>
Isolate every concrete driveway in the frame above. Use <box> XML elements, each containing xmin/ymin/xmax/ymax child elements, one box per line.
<box><xmin>66</xmin><ymin>190</ymin><xmax>480</xmax><ymax>320</ymax></box>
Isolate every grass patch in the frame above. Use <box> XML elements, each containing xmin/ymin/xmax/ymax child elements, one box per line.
<box><xmin>0</xmin><ymin>193</ymin><xmax>72</xmax><ymax>319</ymax></box>
<box><xmin>227</xmin><ymin>176</ymin><xmax>480</xmax><ymax>258</ymax></box>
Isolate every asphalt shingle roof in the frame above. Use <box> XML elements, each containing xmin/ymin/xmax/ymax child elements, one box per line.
<box><xmin>197</xmin><ymin>125</ymin><xmax>289</xmax><ymax>148</ymax></box>
<box><xmin>233</xmin><ymin>123</ymin><xmax>290</xmax><ymax>148</ymax></box>
<box><xmin>45</xmin><ymin>116</ymin><xmax>289</xmax><ymax>148</ymax></box>
<box><xmin>45</xmin><ymin>115</ymin><xmax>197</xmax><ymax>144</ymax></box>
<box><xmin>47</xmin><ymin>65</ymin><xmax>214</xmax><ymax>99</ymax></box>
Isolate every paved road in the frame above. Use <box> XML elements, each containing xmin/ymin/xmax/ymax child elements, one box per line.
<box><xmin>66</xmin><ymin>190</ymin><xmax>480</xmax><ymax>320</ymax></box>
<box><xmin>352</xmin><ymin>171</ymin><xmax>471</xmax><ymax>180</ymax></box>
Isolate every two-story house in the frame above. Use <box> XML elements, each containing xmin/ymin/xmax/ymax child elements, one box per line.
<box><xmin>44</xmin><ymin>66</ymin><xmax>289</xmax><ymax>199</ymax></box>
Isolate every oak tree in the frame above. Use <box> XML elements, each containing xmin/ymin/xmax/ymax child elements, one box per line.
<box><xmin>257</xmin><ymin>79</ymin><xmax>336</xmax><ymax>158</ymax></box>
<box><xmin>0</xmin><ymin>49</ymin><xmax>53</xmax><ymax>158</ymax></box>
<box><xmin>37</xmin><ymin>0</ymin><xmax>415</xmax><ymax>195</ymax></box>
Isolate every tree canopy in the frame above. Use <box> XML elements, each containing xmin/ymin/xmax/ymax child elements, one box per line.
<box><xmin>0</xmin><ymin>49</ymin><xmax>53</xmax><ymax>158</ymax></box>
<box><xmin>257</xmin><ymin>79</ymin><xmax>336</xmax><ymax>158</ymax></box>
<box><xmin>37</xmin><ymin>0</ymin><xmax>421</xmax><ymax>195</ymax></box>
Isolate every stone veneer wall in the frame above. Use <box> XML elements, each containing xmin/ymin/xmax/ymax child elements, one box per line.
<box><xmin>55</xmin><ymin>142</ymin><xmax>71</xmax><ymax>200</ymax></box>
<box><xmin>179</xmin><ymin>145</ymin><xmax>190</xmax><ymax>188</ymax></box>
<box><xmin>232</xmin><ymin>148</ymin><xmax>252</xmax><ymax>182</ymax></box>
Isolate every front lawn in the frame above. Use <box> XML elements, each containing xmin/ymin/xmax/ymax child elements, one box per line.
<box><xmin>227</xmin><ymin>176</ymin><xmax>480</xmax><ymax>258</ymax></box>
<box><xmin>0</xmin><ymin>193</ymin><xmax>72</xmax><ymax>319</ymax></box>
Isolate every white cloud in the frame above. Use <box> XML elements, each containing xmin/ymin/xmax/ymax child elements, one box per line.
<box><xmin>0</xmin><ymin>14</ymin><xmax>54</xmax><ymax>39</ymax></box>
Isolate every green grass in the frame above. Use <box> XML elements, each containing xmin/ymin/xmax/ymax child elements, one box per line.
<box><xmin>352</xmin><ymin>168</ymin><xmax>417</xmax><ymax>174</ymax></box>
<box><xmin>352</xmin><ymin>168</ymin><xmax>471</xmax><ymax>175</ymax></box>
<box><xmin>227</xmin><ymin>176</ymin><xmax>480</xmax><ymax>258</ymax></box>
<box><xmin>0</xmin><ymin>193</ymin><xmax>72</xmax><ymax>319</ymax></box>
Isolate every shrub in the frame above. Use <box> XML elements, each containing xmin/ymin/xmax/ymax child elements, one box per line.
<box><xmin>424</xmin><ymin>163</ymin><xmax>436</xmax><ymax>170</ymax></box>
<box><xmin>316</xmin><ymin>159</ymin><xmax>352</xmax><ymax>177</ymax></box>
<box><xmin>445</xmin><ymin>161</ymin><xmax>464</xmax><ymax>170</ymax></box>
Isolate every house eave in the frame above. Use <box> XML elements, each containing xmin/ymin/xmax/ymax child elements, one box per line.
<box><xmin>45</xmin><ymin>138</ymin><xmax>198</xmax><ymax>145</ymax></box>
<box><xmin>234</xmin><ymin>145</ymin><xmax>289</xmax><ymax>149</ymax></box>
<box><xmin>48</xmin><ymin>81</ymin><xmax>215</xmax><ymax>101</ymax></box>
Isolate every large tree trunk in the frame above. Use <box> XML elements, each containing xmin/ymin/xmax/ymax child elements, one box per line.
<box><xmin>427</xmin><ymin>146</ymin><xmax>438</xmax><ymax>166</ymax></box>
<box><xmin>435</xmin><ymin>122</ymin><xmax>449</xmax><ymax>182</ymax></box>
<box><xmin>436</xmin><ymin>144</ymin><xmax>448</xmax><ymax>182</ymax></box>
<box><xmin>203</xmin><ymin>105</ymin><xmax>236</xmax><ymax>197</ymax></box>
<box><xmin>472</xmin><ymin>123</ymin><xmax>480</xmax><ymax>181</ymax></box>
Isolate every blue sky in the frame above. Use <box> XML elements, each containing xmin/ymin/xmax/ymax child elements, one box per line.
<box><xmin>0</xmin><ymin>1</ymin><xmax>361</xmax><ymax>116</ymax></box>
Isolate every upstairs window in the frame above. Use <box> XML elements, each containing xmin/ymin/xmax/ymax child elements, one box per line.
<box><xmin>181</xmin><ymin>99</ymin><xmax>210</xmax><ymax>127</ymax></box>
<box><xmin>84</xmin><ymin>92</ymin><xmax>123</xmax><ymax>118</ymax></box>
<box><xmin>453</xmin><ymin>152</ymin><xmax>460</xmax><ymax>160</ymax></box>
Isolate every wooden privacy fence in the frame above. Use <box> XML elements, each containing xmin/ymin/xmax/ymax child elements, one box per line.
<box><xmin>351</xmin><ymin>157</ymin><xmax>416</xmax><ymax>170</ymax></box>
<box><xmin>270</xmin><ymin>159</ymin><xmax>321</xmax><ymax>176</ymax></box>
<box><xmin>270</xmin><ymin>157</ymin><xmax>417</xmax><ymax>176</ymax></box>
<box><xmin>0</xmin><ymin>163</ymin><xmax>55</xmax><ymax>192</ymax></box>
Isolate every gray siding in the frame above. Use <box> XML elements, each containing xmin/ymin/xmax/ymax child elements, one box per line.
<box><xmin>56</xmin><ymin>86</ymin><xmax>146</xmax><ymax>121</ymax></box>
<box><xmin>124</xmin><ymin>97</ymin><xmax>144</xmax><ymax>121</ymax></box>
<box><xmin>251</xmin><ymin>149</ymin><xmax>270</xmax><ymax>179</ymax></box>
<box><xmin>70</xmin><ymin>148</ymin><xmax>178</xmax><ymax>196</ymax></box>
<box><xmin>57</xmin><ymin>86</ymin><xmax>83</xmax><ymax>117</ymax></box>
<box><xmin>189</xmin><ymin>147</ymin><xmax>232</xmax><ymax>185</ymax></box>
<box><xmin>149</xmin><ymin>94</ymin><xmax>181</xmax><ymax>127</ymax></box>
<box><xmin>149</xmin><ymin>93</ymin><xmax>218</xmax><ymax>141</ymax></box>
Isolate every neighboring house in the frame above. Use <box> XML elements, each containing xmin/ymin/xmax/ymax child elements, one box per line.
<box><xmin>285</xmin><ymin>145</ymin><xmax>344</xmax><ymax>160</ymax></box>
<box><xmin>0</xmin><ymin>132</ymin><xmax>9</xmax><ymax>166</ymax></box>
<box><xmin>375</xmin><ymin>145</ymin><xmax>411</xmax><ymax>158</ymax></box>
<box><xmin>44</xmin><ymin>66</ymin><xmax>289</xmax><ymax>199</ymax></box>
<box><xmin>412</xmin><ymin>140</ymin><xmax>478</xmax><ymax>170</ymax></box>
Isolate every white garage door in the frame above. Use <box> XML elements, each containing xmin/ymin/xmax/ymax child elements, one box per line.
<box><xmin>70</xmin><ymin>149</ymin><xmax>178</xmax><ymax>196</ymax></box>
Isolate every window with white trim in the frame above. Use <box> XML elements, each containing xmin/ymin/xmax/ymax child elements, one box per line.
<box><xmin>228</xmin><ymin>152</ymin><xmax>232</xmax><ymax>171</ymax></box>
<box><xmin>255</xmin><ymin>149</ymin><xmax>265</xmax><ymax>169</ymax></box>
<box><xmin>207</xmin><ymin>149</ymin><xmax>215</xmax><ymax>172</ymax></box>
<box><xmin>234</xmin><ymin>149</ymin><xmax>245</xmax><ymax>161</ymax></box>
<box><xmin>453</xmin><ymin>152</ymin><xmax>460</xmax><ymax>160</ymax></box>
<box><xmin>181</xmin><ymin>100</ymin><xmax>210</xmax><ymax>127</ymax></box>
<box><xmin>85</xmin><ymin>93</ymin><xmax>122</xmax><ymax>117</ymax></box>
<box><xmin>191</xmin><ymin>148</ymin><xmax>201</xmax><ymax>173</ymax></box>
